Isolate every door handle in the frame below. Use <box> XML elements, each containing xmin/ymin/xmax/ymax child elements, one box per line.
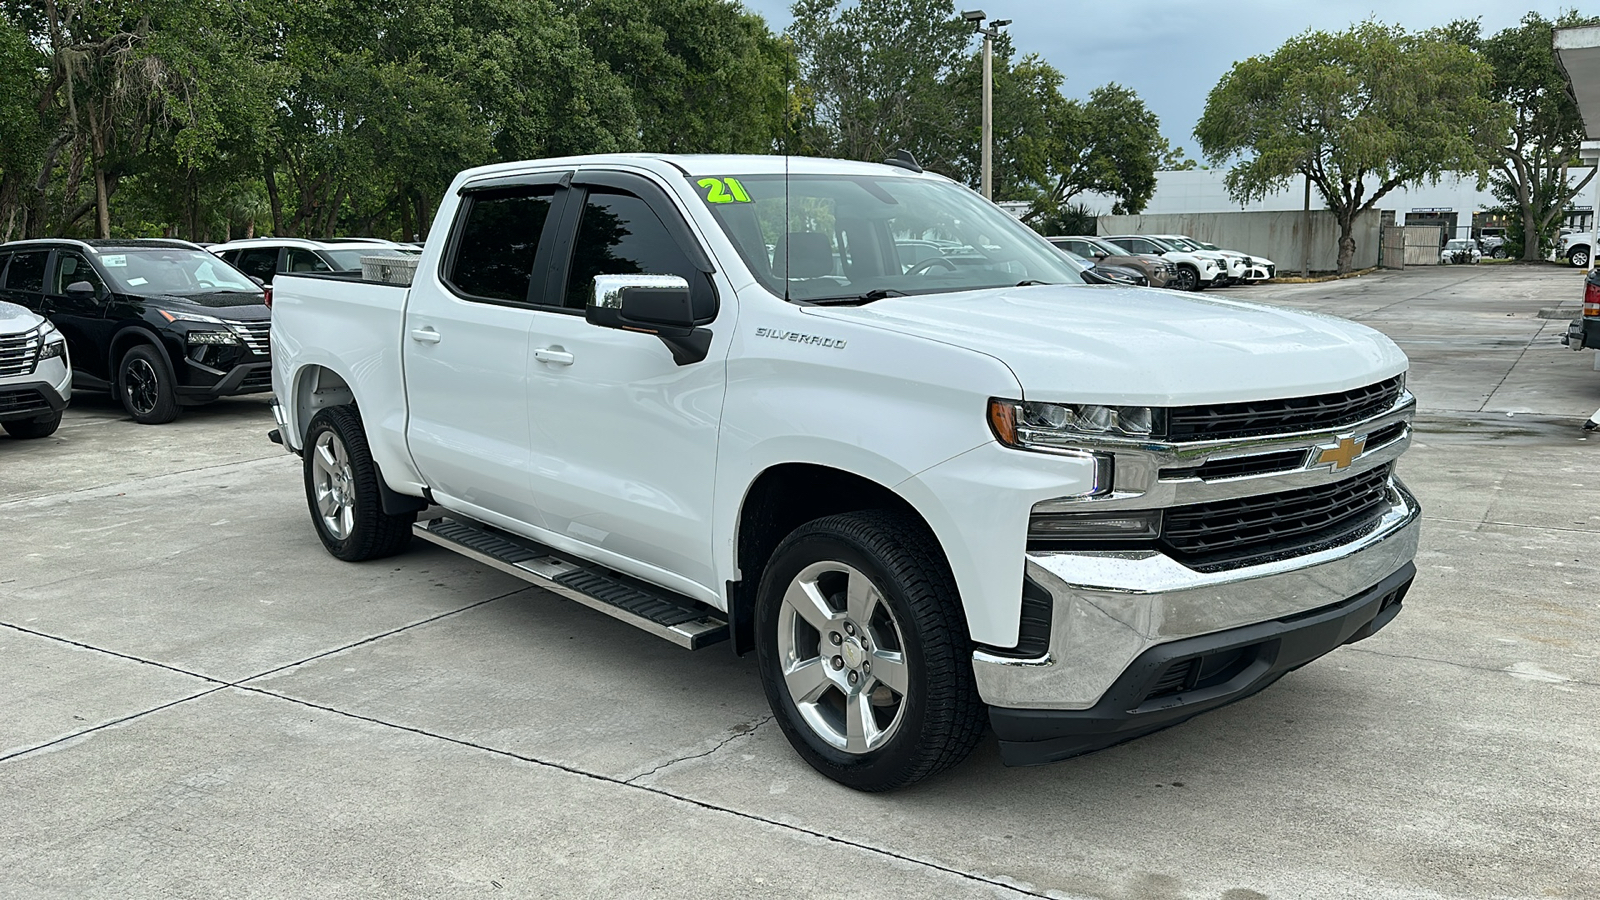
<box><xmin>410</xmin><ymin>328</ymin><xmax>441</xmax><ymax>344</ymax></box>
<box><xmin>533</xmin><ymin>347</ymin><xmax>574</xmax><ymax>366</ymax></box>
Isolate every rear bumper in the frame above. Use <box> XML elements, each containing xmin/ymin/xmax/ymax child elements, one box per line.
<box><xmin>1565</xmin><ymin>317</ymin><xmax>1600</xmax><ymax>351</ymax></box>
<box><xmin>989</xmin><ymin>562</ymin><xmax>1414</xmax><ymax>766</ymax></box>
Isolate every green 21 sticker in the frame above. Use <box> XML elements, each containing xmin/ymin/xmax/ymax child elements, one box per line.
<box><xmin>698</xmin><ymin>177</ymin><xmax>752</xmax><ymax>204</ymax></box>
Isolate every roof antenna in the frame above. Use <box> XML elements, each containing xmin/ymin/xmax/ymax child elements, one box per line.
<box><xmin>883</xmin><ymin>149</ymin><xmax>923</xmax><ymax>173</ymax></box>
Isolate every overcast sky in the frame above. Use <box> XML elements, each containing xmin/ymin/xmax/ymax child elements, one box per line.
<box><xmin>738</xmin><ymin>0</ymin><xmax>1578</xmax><ymax>159</ymax></box>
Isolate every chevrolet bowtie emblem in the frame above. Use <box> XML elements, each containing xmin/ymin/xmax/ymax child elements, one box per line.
<box><xmin>1313</xmin><ymin>435</ymin><xmax>1366</xmax><ymax>472</ymax></box>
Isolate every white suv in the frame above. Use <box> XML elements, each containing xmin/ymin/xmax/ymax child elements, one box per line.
<box><xmin>1102</xmin><ymin>235</ymin><xmax>1224</xmax><ymax>291</ymax></box>
<box><xmin>0</xmin><ymin>298</ymin><xmax>70</xmax><ymax>439</ymax></box>
<box><xmin>210</xmin><ymin>237</ymin><xmax>415</xmax><ymax>285</ymax></box>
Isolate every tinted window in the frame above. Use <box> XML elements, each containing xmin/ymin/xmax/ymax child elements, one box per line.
<box><xmin>286</xmin><ymin>248</ymin><xmax>334</xmax><ymax>274</ymax></box>
<box><xmin>0</xmin><ymin>253</ymin><xmax>10</xmax><ymax>284</ymax></box>
<box><xmin>53</xmin><ymin>253</ymin><xmax>106</xmax><ymax>294</ymax></box>
<box><xmin>235</xmin><ymin>248</ymin><xmax>280</xmax><ymax>283</ymax></box>
<box><xmin>5</xmin><ymin>251</ymin><xmax>48</xmax><ymax>293</ymax></box>
<box><xmin>449</xmin><ymin>186</ymin><xmax>555</xmax><ymax>303</ymax></box>
<box><xmin>563</xmin><ymin>190</ymin><xmax>710</xmax><ymax>317</ymax></box>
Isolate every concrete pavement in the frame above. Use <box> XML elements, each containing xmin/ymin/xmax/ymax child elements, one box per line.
<box><xmin>2</xmin><ymin>265</ymin><xmax>1596</xmax><ymax>899</ymax></box>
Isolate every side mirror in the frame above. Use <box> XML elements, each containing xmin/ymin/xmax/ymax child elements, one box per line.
<box><xmin>586</xmin><ymin>274</ymin><xmax>710</xmax><ymax>365</ymax></box>
<box><xmin>249</xmin><ymin>275</ymin><xmax>266</xmax><ymax>287</ymax></box>
<box><xmin>65</xmin><ymin>280</ymin><xmax>97</xmax><ymax>296</ymax></box>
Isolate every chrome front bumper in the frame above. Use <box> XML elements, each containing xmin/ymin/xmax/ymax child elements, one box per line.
<box><xmin>972</xmin><ymin>477</ymin><xmax>1422</xmax><ymax>710</ymax></box>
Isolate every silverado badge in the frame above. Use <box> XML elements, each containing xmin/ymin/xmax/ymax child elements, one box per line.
<box><xmin>1313</xmin><ymin>435</ymin><xmax>1366</xmax><ymax>472</ymax></box>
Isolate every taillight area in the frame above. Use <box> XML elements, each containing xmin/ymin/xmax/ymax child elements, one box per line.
<box><xmin>1584</xmin><ymin>279</ymin><xmax>1600</xmax><ymax>317</ymax></box>
<box><xmin>263</xmin><ymin>285</ymin><xmax>273</xmax><ymax>309</ymax></box>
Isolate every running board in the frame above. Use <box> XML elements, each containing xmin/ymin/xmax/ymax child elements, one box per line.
<box><xmin>412</xmin><ymin>517</ymin><xmax>729</xmax><ymax>650</ymax></box>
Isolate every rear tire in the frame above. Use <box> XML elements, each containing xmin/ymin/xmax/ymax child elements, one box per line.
<box><xmin>1570</xmin><ymin>247</ymin><xmax>1590</xmax><ymax>268</ymax></box>
<box><xmin>118</xmin><ymin>344</ymin><xmax>179</xmax><ymax>424</ymax></box>
<box><xmin>303</xmin><ymin>406</ymin><xmax>415</xmax><ymax>561</ymax></box>
<box><xmin>2</xmin><ymin>410</ymin><xmax>61</xmax><ymax>439</ymax></box>
<box><xmin>754</xmin><ymin>510</ymin><xmax>986</xmax><ymax>792</ymax></box>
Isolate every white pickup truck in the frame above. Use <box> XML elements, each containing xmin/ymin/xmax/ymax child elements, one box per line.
<box><xmin>268</xmin><ymin>153</ymin><xmax>1421</xmax><ymax>791</ymax></box>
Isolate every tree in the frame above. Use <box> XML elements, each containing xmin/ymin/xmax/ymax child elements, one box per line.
<box><xmin>787</xmin><ymin>0</ymin><xmax>972</xmax><ymax>167</ymax></box>
<box><xmin>568</xmin><ymin>0</ymin><xmax>791</xmax><ymax>154</ymax></box>
<box><xmin>1449</xmin><ymin>12</ymin><xmax>1600</xmax><ymax>261</ymax></box>
<box><xmin>0</xmin><ymin>12</ymin><xmax>50</xmax><ymax>241</ymax></box>
<box><xmin>1154</xmin><ymin>137</ymin><xmax>1199</xmax><ymax>171</ymax></box>
<box><xmin>1196</xmin><ymin>21</ymin><xmax>1506</xmax><ymax>273</ymax></box>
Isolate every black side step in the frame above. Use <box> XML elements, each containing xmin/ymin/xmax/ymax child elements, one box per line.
<box><xmin>413</xmin><ymin>517</ymin><xmax>729</xmax><ymax>650</ymax></box>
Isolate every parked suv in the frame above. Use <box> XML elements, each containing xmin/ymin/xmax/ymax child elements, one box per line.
<box><xmin>1049</xmin><ymin>236</ymin><xmax>1173</xmax><ymax>288</ymax></box>
<box><xmin>0</xmin><ymin>239</ymin><xmax>270</xmax><ymax>424</ymax></box>
<box><xmin>0</xmin><ymin>297</ymin><xmax>70</xmax><ymax>438</ymax></box>
<box><xmin>210</xmin><ymin>237</ymin><xmax>413</xmax><ymax>285</ymax></box>
<box><xmin>1101</xmin><ymin>235</ymin><xmax>1223</xmax><ymax>291</ymax></box>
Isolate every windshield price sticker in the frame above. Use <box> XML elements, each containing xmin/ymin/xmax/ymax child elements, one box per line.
<box><xmin>698</xmin><ymin>177</ymin><xmax>752</xmax><ymax>204</ymax></box>
<box><xmin>101</xmin><ymin>254</ymin><xmax>127</xmax><ymax>267</ymax></box>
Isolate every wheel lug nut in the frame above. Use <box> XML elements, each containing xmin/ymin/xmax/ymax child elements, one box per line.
<box><xmin>832</xmin><ymin>656</ymin><xmax>844</xmax><ymax>670</ymax></box>
<box><xmin>848</xmin><ymin>671</ymin><xmax>859</xmax><ymax>685</ymax></box>
<box><xmin>863</xmin><ymin>661</ymin><xmax>871</xmax><ymax>673</ymax></box>
<box><xmin>829</xmin><ymin>632</ymin><xmax>842</xmax><ymax>646</ymax></box>
<box><xmin>844</xmin><ymin>622</ymin><xmax>856</xmax><ymax>636</ymax></box>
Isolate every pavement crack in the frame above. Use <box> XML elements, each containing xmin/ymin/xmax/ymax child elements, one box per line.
<box><xmin>1422</xmin><ymin>514</ymin><xmax>1600</xmax><ymax>536</ymax></box>
<box><xmin>625</xmin><ymin>715</ymin><xmax>774</xmax><ymax>784</ymax></box>
<box><xmin>226</xmin><ymin>687</ymin><xmax>1050</xmax><ymax>899</ymax></box>
<box><xmin>1344</xmin><ymin>645</ymin><xmax>1600</xmax><ymax>688</ymax></box>
<box><xmin>1478</xmin><ymin>318</ymin><xmax>1555</xmax><ymax>413</ymax></box>
<box><xmin>0</xmin><ymin>452</ymin><xmax>288</xmax><ymax>509</ymax></box>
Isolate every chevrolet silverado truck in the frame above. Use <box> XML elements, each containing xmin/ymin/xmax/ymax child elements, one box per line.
<box><xmin>268</xmin><ymin>153</ymin><xmax>1421</xmax><ymax>791</ymax></box>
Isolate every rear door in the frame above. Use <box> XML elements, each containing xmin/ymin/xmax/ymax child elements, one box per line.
<box><xmin>0</xmin><ymin>249</ymin><xmax>49</xmax><ymax>315</ymax></box>
<box><xmin>232</xmin><ymin>247</ymin><xmax>282</xmax><ymax>285</ymax></box>
<box><xmin>520</xmin><ymin>170</ymin><xmax>730</xmax><ymax>592</ymax></box>
<box><xmin>402</xmin><ymin>172</ymin><xmax>567</xmax><ymax>527</ymax></box>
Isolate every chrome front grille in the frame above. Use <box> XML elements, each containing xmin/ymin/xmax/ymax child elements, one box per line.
<box><xmin>0</xmin><ymin>328</ymin><xmax>42</xmax><ymax>377</ymax></box>
<box><xmin>225</xmin><ymin>320</ymin><xmax>271</xmax><ymax>357</ymax></box>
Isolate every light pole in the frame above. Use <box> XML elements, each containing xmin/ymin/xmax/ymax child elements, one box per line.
<box><xmin>963</xmin><ymin>10</ymin><xmax>1010</xmax><ymax>200</ymax></box>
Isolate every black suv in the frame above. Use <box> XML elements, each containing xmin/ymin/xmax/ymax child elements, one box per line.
<box><xmin>0</xmin><ymin>239</ymin><xmax>271</xmax><ymax>424</ymax></box>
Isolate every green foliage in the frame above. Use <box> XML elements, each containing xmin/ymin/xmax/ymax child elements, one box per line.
<box><xmin>1196</xmin><ymin>20</ymin><xmax>1505</xmax><ymax>272</ymax></box>
<box><xmin>1446</xmin><ymin>11</ymin><xmax>1600</xmax><ymax>260</ymax></box>
<box><xmin>1027</xmin><ymin>201</ymin><xmax>1099</xmax><ymax>237</ymax></box>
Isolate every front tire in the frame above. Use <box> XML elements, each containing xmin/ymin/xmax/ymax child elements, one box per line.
<box><xmin>303</xmin><ymin>406</ymin><xmax>415</xmax><ymax>561</ymax></box>
<box><xmin>1169</xmin><ymin>265</ymin><xmax>1200</xmax><ymax>292</ymax></box>
<box><xmin>754</xmin><ymin>511</ymin><xmax>986</xmax><ymax>792</ymax></box>
<box><xmin>118</xmin><ymin>344</ymin><xmax>179</xmax><ymax>424</ymax></box>
<box><xmin>2</xmin><ymin>410</ymin><xmax>61</xmax><ymax>439</ymax></box>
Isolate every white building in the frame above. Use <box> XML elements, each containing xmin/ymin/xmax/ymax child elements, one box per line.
<box><xmin>1102</xmin><ymin>167</ymin><xmax>1597</xmax><ymax>240</ymax></box>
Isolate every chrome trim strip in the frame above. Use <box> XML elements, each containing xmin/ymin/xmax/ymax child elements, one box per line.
<box><xmin>974</xmin><ymin>479</ymin><xmax>1421</xmax><ymax>710</ymax></box>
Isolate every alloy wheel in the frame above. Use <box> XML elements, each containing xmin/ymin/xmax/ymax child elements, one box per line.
<box><xmin>311</xmin><ymin>430</ymin><xmax>357</xmax><ymax>540</ymax></box>
<box><xmin>124</xmin><ymin>358</ymin><xmax>161</xmax><ymax>416</ymax></box>
<box><xmin>776</xmin><ymin>561</ymin><xmax>909</xmax><ymax>754</ymax></box>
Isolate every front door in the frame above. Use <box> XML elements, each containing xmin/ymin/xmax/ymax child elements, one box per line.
<box><xmin>523</xmin><ymin>173</ymin><xmax>731</xmax><ymax>594</ymax></box>
<box><xmin>402</xmin><ymin>174</ymin><xmax>565</xmax><ymax>527</ymax></box>
<box><xmin>45</xmin><ymin>251</ymin><xmax>114</xmax><ymax>381</ymax></box>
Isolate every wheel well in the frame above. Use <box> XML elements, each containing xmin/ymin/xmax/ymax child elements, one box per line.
<box><xmin>107</xmin><ymin>328</ymin><xmax>166</xmax><ymax>378</ymax></box>
<box><xmin>729</xmin><ymin>463</ymin><xmax>940</xmax><ymax>655</ymax></box>
<box><xmin>292</xmin><ymin>365</ymin><xmax>355</xmax><ymax>445</ymax></box>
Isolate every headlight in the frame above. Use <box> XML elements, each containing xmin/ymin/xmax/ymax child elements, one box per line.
<box><xmin>1101</xmin><ymin>270</ymin><xmax>1139</xmax><ymax>285</ymax></box>
<box><xmin>989</xmin><ymin>398</ymin><xmax>1159</xmax><ymax>451</ymax></box>
<box><xmin>158</xmin><ymin>309</ymin><xmax>224</xmax><ymax>325</ymax></box>
<box><xmin>186</xmin><ymin>329</ymin><xmax>239</xmax><ymax>345</ymax></box>
<box><xmin>38</xmin><ymin>328</ymin><xmax>66</xmax><ymax>360</ymax></box>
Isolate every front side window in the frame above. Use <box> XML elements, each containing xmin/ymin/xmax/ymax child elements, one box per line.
<box><xmin>286</xmin><ymin>248</ymin><xmax>334</xmax><ymax>274</ymax></box>
<box><xmin>693</xmin><ymin>173</ymin><xmax>1085</xmax><ymax>303</ymax></box>
<box><xmin>448</xmin><ymin>186</ymin><xmax>555</xmax><ymax>303</ymax></box>
<box><xmin>562</xmin><ymin>189</ymin><xmax>710</xmax><ymax>318</ymax></box>
<box><xmin>4</xmin><ymin>251</ymin><xmax>48</xmax><ymax>293</ymax></box>
<box><xmin>53</xmin><ymin>253</ymin><xmax>106</xmax><ymax>295</ymax></box>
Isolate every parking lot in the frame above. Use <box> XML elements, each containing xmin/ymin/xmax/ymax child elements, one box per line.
<box><xmin>2</xmin><ymin>264</ymin><xmax>1596</xmax><ymax>899</ymax></box>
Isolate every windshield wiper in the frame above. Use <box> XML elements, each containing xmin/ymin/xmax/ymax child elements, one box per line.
<box><xmin>804</xmin><ymin>288</ymin><xmax>907</xmax><ymax>306</ymax></box>
<box><xmin>1015</xmin><ymin>280</ymin><xmax>1053</xmax><ymax>286</ymax></box>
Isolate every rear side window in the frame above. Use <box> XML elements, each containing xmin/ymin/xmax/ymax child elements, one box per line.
<box><xmin>286</xmin><ymin>248</ymin><xmax>333</xmax><ymax>274</ymax></box>
<box><xmin>448</xmin><ymin>186</ymin><xmax>556</xmax><ymax>303</ymax></box>
<box><xmin>235</xmin><ymin>248</ymin><xmax>279</xmax><ymax>283</ymax></box>
<box><xmin>3</xmin><ymin>251</ymin><xmax>48</xmax><ymax>293</ymax></box>
<box><xmin>562</xmin><ymin>190</ymin><xmax>711</xmax><ymax>319</ymax></box>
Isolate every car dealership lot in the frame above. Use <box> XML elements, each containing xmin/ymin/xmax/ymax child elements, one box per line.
<box><xmin>2</xmin><ymin>265</ymin><xmax>1596</xmax><ymax>899</ymax></box>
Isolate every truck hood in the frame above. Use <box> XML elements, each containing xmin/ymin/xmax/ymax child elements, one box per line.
<box><xmin>0</xmin><ymin>299</ymin><xmax>44</xmax><ymax>335</ymax></box>
<box><xmin>806</xmin><ymin>284</ymin><xmax>1406</xmax><ymax>406</ymax></box>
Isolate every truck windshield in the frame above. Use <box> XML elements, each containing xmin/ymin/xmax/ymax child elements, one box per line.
<box><xmin>690</xmin><ymin>173</ymin><xmax>1086</xmax><ymax>303</ymax></box>
<box><xmin>98</xmin><ymin>249</ymin><xmax>260</xmax><ymax>297</ymax></box>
